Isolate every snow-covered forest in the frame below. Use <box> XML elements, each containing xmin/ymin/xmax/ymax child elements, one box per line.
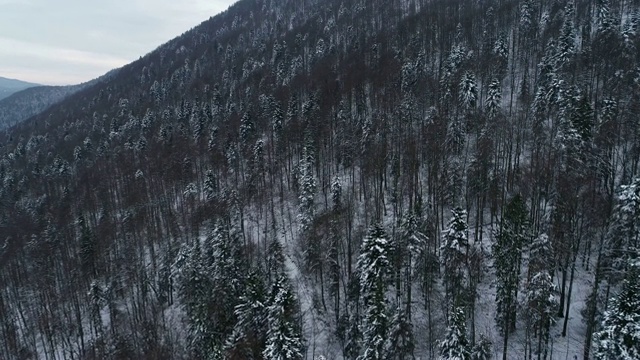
<box><xmin>1</xmin><ymin>0</ymin><xmax>639</xmax><ymax>359</ymax></box>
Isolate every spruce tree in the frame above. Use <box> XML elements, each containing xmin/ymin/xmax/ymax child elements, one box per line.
<box><xmin>485</xmin><ymin>78</ymin><xmax>502</xmax><ymax>120</ymax></box>
<box><xmin>605</xmin><ymin>178</ymin><xmax>640</xmax><ymax>281</ymax></box>
<box><xmin>439</xmin><ymin>306</ymin><xmax>471</xmax><ymax>360</ymax></box>
<box><xmin>594</xmin><ymin>262</ymin><xmax>640</xmax><ymax>360</ymax></box>
<box><xmin>297</xmin><ymin>131</ymin><xmax>316</xmax><ymax>233</ymax></box>
<box><xmin>344</xmin><ymin>309</ymin><xmax>362</xmax><ymax>360</ymax></box>
<box><xmin>524</xmin><ymin>235</ymin><xmax>557</xmax><ymax>360</ymax></box>
<box><xmin>174</xmin><ymin>221</ymin><xmax>246</xmax><ymax>357</ymax></box>
<box><xmin>493</xmin><ymin>195</ymin><xmax>528</xmax><ymax>359</ymax></box>
<box><xmin>358</xmin><ymin>224</ymin><xmax>391</xmax><ymax>360</ymax></box>
<box><xmin>226</xmin><ymin>270</ymin><xmax>268</xmax><ymax>359</ymax></box>
<box><xmin>263</xmin><ymin>275</ymin><xmax>304</xmax><ymax>360</ymax></box>
<box><xmin>441</xmin><ymin>207</ymin><xmax>469</xmax><ymax>305</ymax></box>
<box><xmin>459</xmin><ymin>72</ymin><xmax>478</xmax><ymax>110</ymax></box>
<box><xmin>385</xmin><ymin>305</ymin><xmax>415</xmax><ymax>360</ymax></box>
<box><xmin>204</xmin><ymin>169</ymin><xmax>218</xmax><ymax>202</ymax></box>
<box><xmin>471</xmin><ymin>334</ymin><xmax>492</xmax><ymax>360</ymax></box>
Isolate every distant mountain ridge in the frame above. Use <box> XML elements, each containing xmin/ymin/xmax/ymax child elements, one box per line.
<box><xmin>0</xmin><ymin>69</ymin><xmax>120</xmax><ymax>129</ymax></box>
<box><xmin>0</xmin><ymin>76</ymin><xmax>40</xmax><ymax>100</ymax></box>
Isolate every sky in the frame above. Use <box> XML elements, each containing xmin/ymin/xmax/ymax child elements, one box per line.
<box><xmin>0</xmin><ymin>0</ymin><xmax>236</xmax><ymax>86</ymax></box>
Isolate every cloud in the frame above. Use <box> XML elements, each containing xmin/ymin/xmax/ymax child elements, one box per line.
<box><xmin>0</xmin><ymin>37</ymin><xmax>130</xmax><ymax>85</ymax></box>
<box><xmin>0</xmin><ymin>0</ymin><xmax>235</xmax><ymax>85</ymax></box>
<box><xmin>0</xmin><ymin>37</ymin><xmax>129</xmax><ymax>68</ymax></box>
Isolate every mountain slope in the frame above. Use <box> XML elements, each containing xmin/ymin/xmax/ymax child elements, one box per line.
<box><xmin>0</xmin><ymin>76</ymin><xmax>40</xmax><ymax>100</ymax></box>
<box><xmin>0</xmin><ymin>0</ymin><xmax>639</xmax><ymax>359</ymax></box>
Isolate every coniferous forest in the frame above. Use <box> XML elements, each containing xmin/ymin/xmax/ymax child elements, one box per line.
<box><xmin>1</xmin><ymin>0</ymin><xmax>640</xmax><ymax>359</ymax></box>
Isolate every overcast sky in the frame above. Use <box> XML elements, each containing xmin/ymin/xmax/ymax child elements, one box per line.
<box><xmin>0</xmin><ymin>0</ymin><xmax>236</xmax><ymax>85</ymax></box>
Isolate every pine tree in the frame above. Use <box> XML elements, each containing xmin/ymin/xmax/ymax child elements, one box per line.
<box><xmin>263</xmin><ymin>275</ymin><xmax>304</xmax><ymax>360</ymax></box>
<box><xmin>175</xmin><ymin>241</ymin><xmax>212</xmax><ymax>356</ymax></box>
<box><xmin>470</xmin><ymin>334</ymin><xmax>492</xmax><ymax>360</ymax></box>
<box><xmin>385</xmin><ymin>306</ymin><xmax>414</xmax><ymax>360</ymax></box>
<box><xmin>439</xmin><ymin>306</ymin><xmax>470</xmax><ymax>360</ymax></box>
<box><xmin>396</xmin><ymin>210</ymin><xmax>427</xmax><ymax>315</ymax></box>
<box><xmin>358</xmin><ymin>224</ymin><xmax>391</xmax><ymax>360</ymax></box>
<box><xmin>557</xmin><ymin>1</ymin><xmax>576</xmax><ymax>71</ymax></box>
<box><xmin>493</xmin><ymin>195</ymin><xmax>528</xmax><ymax>359</ymax></box>
<box><xmin>267</xmin><ymin>236</ymin><xmax>286</xmax><ymax>286</ymax></box>
<box><xmin>570</xmin><ymin>93</ymin><xmax>593</xmax><ymax>143</ymax></box>
<box><xmin>240</xmin><ymin>110</ymin><xmax>256</xmax><ymax>149</ymax></box>
<box><xmin>524</xmin><ymin>272</ymin><xmax>557</xmax><ymax>360</ymax></box>
<box><xmin>207</xmin><ymin>222</ymin><xmax>244</xmax><ymax>346</ymax></box>
<box><xmin>459</xmin><ymin>72</ymin><xmax>478</xmax><ymax>110</ymax></box>
<box><xmin>329</xmin><ymin>176</ymin><xmax>342</xmax><ymax>319</ymax></box>
<box><xmin>78</xmin><ymin>214</ymin><xmax>96</xmax><ymax>277</ymax></box>
<box><xmin>524</xmin><ymin>234</ymin><xmax>557</xmax><ymax>359</ymax></box>
<box><xmin>89</xmin><ymin>280</ymin><xmax>104</xmax><ymax>338</ymax></box>
<box><xmin>204</xmin><ymin>170</ymin><xmax>218</xmax><ymax>202</ymax></box>
<box><xmin>485</xmin><ymin>78</ymin><xmax>501</xmax><ymax>120</ymax></box>
<box><xmin>297</xmin><ymin>132</ymin><xmax>317</xmax><ymax>233</ymax></box>
<box><xmin>344</xmin><ymin>310</ymin><xmax>362</xmax><ymax>360</ymax></box>
<box><xmin>174</xmin><ymin>221</ymin><xmax>245</xmax><ymax>357</ymax></box>
<box><xmin>226</xmin><ymin>270</ymin><xmax>268</xmax><ymax>359</ymax></box>
<box><xmin>594</xmin><ymin>0</ymin><xmax>622</xmax><ymax>72</ymax></box>
<box><xmin>604</xmin><ymin>178</ymin><xmax>640</xmax><ymax>283</ymax></box>
<box><xmin>594</xmin><ymin>262</ymin><xmax>640</xmax><ymax>360</ymax></box>
<box><xmin>441</xmin><ymin>207</ymin><xmax>469</xmax><ymax>305</ymax></box>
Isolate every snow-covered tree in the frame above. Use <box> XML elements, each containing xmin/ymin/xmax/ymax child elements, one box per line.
<box><xmin>605</xmin><ymin>178</ymin><xmax>640</xmax><ymax>278</ymax></box>
<box><xmin>441</xmin><ymin>207</ymin><xmax>469</xmax><ymax>304</ymax></box>
<box><xmin>385</xmin><ymin>305</ymin><xmax>414</xmax><ymax>360</ymax></box>
<box><xmin>78</xmin><ymin>214</ymin><xmax>96</xmax><ymax>277</ymax></box>
<box><xmin>493</xmin><ymin>195</ymin><xmax>528</xmax><ymax>360</ymax></box>
<box><xmin>485</xmin><ymin>78</ymin><xmax>501</xmax><ymax>119</ymax></box>
<box><xmin>524</xmin><ymin>272</ymin><xmax>557</xmax><ymax>359</ymax></box>
<box><xmin>557</xmin><ymin>1</ymin><xmax>576</xmax><ymax>70</ymax></box>
<box><xmin>329</xmin><ymin>176</ymin><xmax>342</xmax><ymax>317</ymax></box>
<box><xmin>267</xmin><ymin>237</ymin><xmax>286</xmax><ymax>286</ymax></box>
<box><xmin>459</xmin><ymin>72</ymin><xmax>478</xmax><ymax>110</ymax></box>
<box><xmin>594</xmin><ymin>262</ymin><xmax>640</xmax><ymax>360</ymax></box>
<box><xmin>390</xmin><ymin>210</ymin><xmax>427</xmax><ymax>330</ymax></box>
<box><xmin>297</xmin><ymin>132</ymin><xmax>317</xmax><ymax>233</ymax></box>
<box><xmin>174</xmin><ymin>221</ymin><xmax>245</xmax><ymax>357</ymax></box>
<box><xmin>493</xmin><ymin>195</ymin><xmax>528</xmax><ymax>334</ymax></box>
<box><xmin>175</xmin><ymin>240</ymin><xmax>212</xmax><ymax>356</ymax></box>
<box><xmin>344</xmin><ymin>304</ymin><xmax>362</xmax><ymax>360</ymax></box>
<box><xmin>358</xmin><ymin>224</ymin><xmax>391</xmax><ymax>360</ymax></box>
<box><xmin>88</xmin><ymin>280</ymin><xmax>104</xmax><ymax>338</ymax></box>
<box><xmin>528</xmin><ymin>234</ymin><xmax>553</xmax><ymax>275</ymax></box>
<box><xmin>569</xmin><ymin>93</ymin><xmax>593</xmax><ymax>143</ymax></box>
<box><xmin>204</xmin><ymin>169</ymin><xmax>218</xmax><ymax>202</ymax></box>
<box><xmin>263</xmin><ymin>275</ymin><xmax>304</xmax><ymax>360</ymax></box>
<box><xmin>470</xmin><ymin>334</ymin><xmax>492</xmax><ymax>360</ymax></box>
<box><xmin>524</xmin><ymin>235</ymin><xmax>557</xmax><ymax>360</ymax></box>
<box><xmin>226</xmin><ymin>270</ymin><xmax>268</xmax><ymax>359</ymax></box>
<box><xmin>439</xmin><ymin>306</ymin><xmax>471</xmax><ymax>360</ymax></box>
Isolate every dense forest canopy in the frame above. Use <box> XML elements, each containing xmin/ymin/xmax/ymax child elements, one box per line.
<box><xmin>1</xmin><ymin>0</ymin><xmax>640</xmax><ymax>359</ymax></box>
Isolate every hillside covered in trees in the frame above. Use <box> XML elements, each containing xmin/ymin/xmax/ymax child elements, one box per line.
<box><xmin>1</xmin><ymin>0</ymin><xmax>639</xmax><ymax>359</ymax></box>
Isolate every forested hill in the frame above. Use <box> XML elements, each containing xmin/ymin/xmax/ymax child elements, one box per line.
<box><xmin>1</xmin><ymin>0</ymin><xmax>639</xmax><ymax>359</ymax></box>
